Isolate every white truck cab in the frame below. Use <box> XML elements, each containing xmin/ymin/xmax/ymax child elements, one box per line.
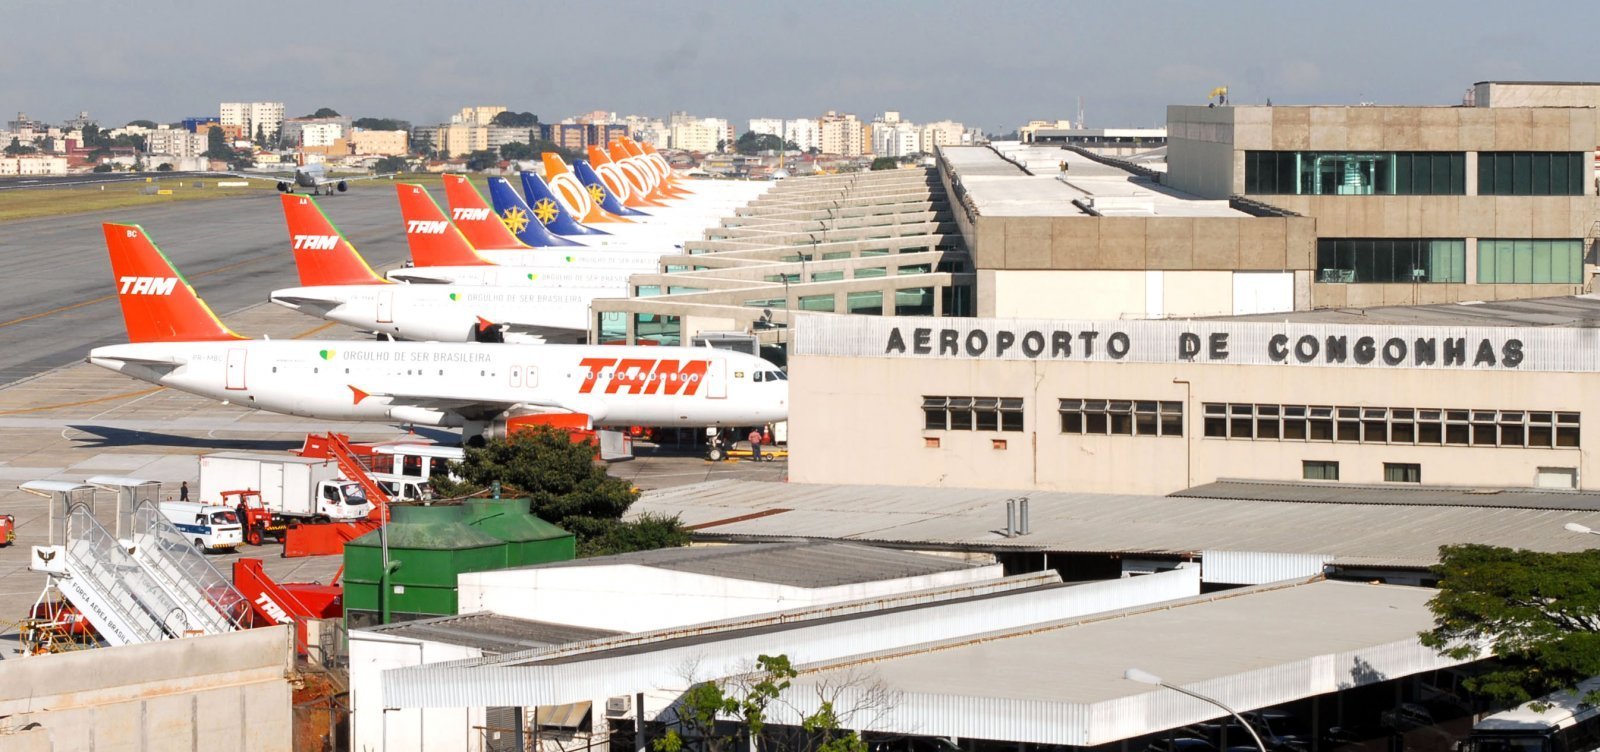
<box><xmin>159</xmin><ymin>501</ymin><xmax>244</xmax><ymax>552</ymax></box>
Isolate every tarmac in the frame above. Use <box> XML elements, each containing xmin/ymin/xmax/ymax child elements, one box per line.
<box><xmin>0</xmin><ymin>185</ymin><xmax>784</xmax><ymax>652</ymax></box>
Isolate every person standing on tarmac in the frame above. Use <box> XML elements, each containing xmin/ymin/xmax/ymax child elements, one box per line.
<box><xmin>748</xmin><ymin>428</ymin><xmax>764</xmax><ymax>462</ymax></box>
<box><xmin>180</xmin><ymin>481</ymin><xmax>189</xmax><ymax>501</ymax></box>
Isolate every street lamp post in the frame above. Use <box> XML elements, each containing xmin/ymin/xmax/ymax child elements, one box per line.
<box><xmin>1123</xmin><ymin>668</ymin><xmax>1268</xmax><ymax>752</ymax></box>
<box><xmin>1565</xmin><ymin>522</ymin><xmax>1599</xmax><ymax>536</ymax></box>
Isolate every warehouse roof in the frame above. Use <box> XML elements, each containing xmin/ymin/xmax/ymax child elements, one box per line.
<box><xmin>515</xmin><ymin>539</ymin><xmax>982</xmax><ymax>588</ymax></box>
<box><xmin>1215</xmin><ymin>295</ymin><xmax>1600</xmax><ymax>328</ymax></box>
<box><xmin>1176</xmin><ymin>479</ymin><xmax>1600</xmax><ymax>511</ymax></box>
<box><xmin>630</xmin><ymin>479</ymin><xmax>1600</xmax><ymax>569</ymax></box>
<box><xmin>363</xmin><ymin>612</ymin><xmax>621</xmax><ymax>654</ymax></box>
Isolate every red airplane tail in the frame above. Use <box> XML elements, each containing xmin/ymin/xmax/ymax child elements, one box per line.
<box><xmin>396</xmin><ymin>183</ymin><xmax>491</xmax><ymax>267</ymax></box>
<box><xmin>103</xmin><ymin>223</ymin><xmax>245</xmax><ymax>343</ymax></box>
<box><xmin>279</xmin><ymin>194</ymin><xmax>387</xmax><ymax>286</ymax></box>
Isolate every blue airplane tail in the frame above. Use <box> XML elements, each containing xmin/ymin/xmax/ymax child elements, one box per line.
<box><xmin>486</xmin><ymin>177</ymin><xmax>583</xmax><ymax>247</ymax></box>
<box><xmin>574</xmin><ymin>159</ymin><xmax>649</xmax><ymax>217</ymax></box>
<box><xmin>519</xmin><ymin>171</ymin><xmax>607</xmax><ymax>236</ymax></box>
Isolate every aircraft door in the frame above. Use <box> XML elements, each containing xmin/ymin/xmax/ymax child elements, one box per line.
<box><xmin>226</xmin><ymin>348</ymin><xmax>247</xmax><ymax>390</ymax></box>
<box><xmin>707</xmin><ymin>359</ymin><xmax>727</xmax><ymax>399</ymax></box>
<box><xmin>378</xmin><ymin>289</ymin><xmax>394</xmax><ymax>323</ymax></box>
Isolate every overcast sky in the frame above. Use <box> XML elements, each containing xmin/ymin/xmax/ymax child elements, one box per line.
<box><xmin>5</xmin><ymin>0</ymin><xmax>1592</xmax><ymax>133</ymax></box>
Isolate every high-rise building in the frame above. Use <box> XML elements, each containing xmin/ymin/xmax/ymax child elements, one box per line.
<box><xmin>669</xmin><ymin>116</ymin><xmax>730</xmax><ymax>153</ymax></box>
<box><xmin>820</xmin><ymin>112</ymin><xmax>866</xmax><ymax>156</ymax></box>
<box><xmin>873</xmin><ymin>122</ymin><xmax>922</xmax><ymax>157</ymax></box>
<box><xmin>220</xmin><ymin>102</ymin><xmax>284</xmax><ymax>142</ymax></box>
<box><xmin>452</xmin><ymin>106</ymin><xmax>506</xmax><ymax>126</ymax></box>
<box><xmin>784</xmin><ymin>119</ymin><xmax>821</xmax><ymax>152</ymax></box>
<box><xmin>919</xmin><ymin>120</ymin><xmax>967</xmax><ymax>152</ymax></box>
<box><xmin>748</xmin><ymin>118</ymin><xmax>785</xmax><ymax>138</ymax></box>
<box><xmin>351</xmin><ymin>129</ymin><xmax>408</xmax><ymax>156</ymax></box>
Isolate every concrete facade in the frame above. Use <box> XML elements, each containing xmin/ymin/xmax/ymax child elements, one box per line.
<box><xmin>1165</xmin><ymin>88</ymin><xmax>1600</xmax><ymax>308</ymax></box>
<box><xmin>0</xmin><ymin>626</ymin><xmax>297</xmax><ymax>752</ymax></box>
<box><xmin>787</xmin><ymin>314</ymin><xmax>1600</xmax><ymax>494</ymax></box>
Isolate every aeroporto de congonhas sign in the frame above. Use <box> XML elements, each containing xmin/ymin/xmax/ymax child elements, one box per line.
<box><xmin>792</xmin><ymin>315</ymin><xmax>1600</xmax><ymax>372</ymax></box>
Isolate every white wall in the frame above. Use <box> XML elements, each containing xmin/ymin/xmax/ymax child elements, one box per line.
<box><xmin>458</xmin><ymin>562</ymin><xmax>1003</xmax><ymax>633</ymax></box>
<box><xmin>350</xmin><ymin>631</ymin><xmax>483</xmax><ymax>752</ymax></box>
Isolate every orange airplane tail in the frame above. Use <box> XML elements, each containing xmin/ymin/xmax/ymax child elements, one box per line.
<box><xmin>395</xmin><ymin>183</ymin><xmax>492</xmax><ymax>267</ymax></box>
<box><xmin>541</xmin><ymin>153</ymin><xmax>630</xmax><ymax>223</ymax></box>
<box><xmin>279</xmin><ymin>194</ymin><xmax>388</xmax><ymax>286</ymax></box>
<box><xmin>102</xmin><ymin>223</ymin><xmax>246</xmax><ymax>343</ymax></box>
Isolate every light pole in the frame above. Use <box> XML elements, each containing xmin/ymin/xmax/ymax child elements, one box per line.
<box><xmin>1566</xmin><ymin>523</ymin><xmax>1599</xmax><ymax>536</ymax></box>
<box><xmin>1123</xmin><ymin>668</ymin><xmax>1267</xmax><ymax>752</ymax></box>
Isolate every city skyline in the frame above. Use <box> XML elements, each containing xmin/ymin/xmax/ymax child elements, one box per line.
<box><xmin>4</xmin><ymin>0</ymin><xmax>1594</xmax><ymax>132</ymax></box>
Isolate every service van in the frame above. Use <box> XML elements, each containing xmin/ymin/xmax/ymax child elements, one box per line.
<box><xmin>369</xmin><ymin>473</ymin><xmax>435</xmax><ymax>502</ymax></box>
<box><xmin>372</xmin><ymin>444</ymin><xmax>463</xmax><ymax>483</ymax></box>
<box><xmin>159</xmin><ymin>501</ymin><xmax>244</xmax><ymax>552</ymax></box>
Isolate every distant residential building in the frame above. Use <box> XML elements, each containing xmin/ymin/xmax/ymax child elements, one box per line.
<box><xmin>748</xmin><ymin>118</ymin><xmax>785</xmax><ymax>138</ymax></box>
<box><xmin>437</xmin><ymin>123</ymin><xmax>488</xmax><ymax>157</ymax></box>
<box><xmin>146</xmin><ymin>126</ymin><xmax>207</xmax><ymax>158</ymax></box>
<box><xmin>299</xmin><ymin>122</ymin><xmax>343</xmax><ymax>147</ymax></box>
<box><xmin>350</xmin><ymin>128</ymin><xmax>408</xmax><ymax>156</ymax></box>
<box><xmin>182</xmin><ymin>117</ymin><xmax>220</xmax><ymax>134</ymax></box>
<box><xmin>452</xmin><ymin>106</ymin><xmax>506</xmax><ymax>126</ymax></box>
<box><xmin>879</xmin><ymin>110</ymin><xmax>902</xmax><ymax>125</ymax></box>
<box><xmin>873</xmin><ymin>122</ymin><xmax>922</xmax><ymax>157</ymax></box>
<box><xmin>6</xmin><ymin>112</ymin><xmax>42</xmax><ymax>132</ymax></box>
<box><xmin>669</xmin><ymin>116</ymin><xmax>730</xmax><ymax>153</ymax></box>
<box><xmin>1018</xmin><ymin>119</ymin><xmax>1078</xmax><ymax>142</ymax></box>
<box><xmin>918</xmin><ymin>120</ymin><xmax>966</xmax><ymax>152</ymax></box>
<box><xmin>0</xmin><ymin>155</ymin><xmax>68</xmax><ymax>175</ymax></box>
<box><xmin>620</xmin><ymin>115</ymin><xmax>667</xmax><ymax>145</ymax></box>
<box><xmin>785</xmin><ymin>119</ymin><xmax>822</xmax><ymax>152</ymax></box>
<box><xmin>589</xmin><ymin>123</ymin><xmax>628</xmax><ymax>149</ymax></box>
<box><xmin>487</xmin><ymin>126</ymin><xmax>535</xmax><ymax>151</ymax></box>
<box><xmin>819</xmin><ymin>111</ymin><xmax>866</xmax><ymax>156</ymax></box>
<box><xmin>220</xmin><ymin>102</ymin><xmax>284</xmax><ymax>142</ymax></box>
<box><xmin>542</xmin><ymin>122</ymin><xmax>588</xmax><ymax>152</ymax></box>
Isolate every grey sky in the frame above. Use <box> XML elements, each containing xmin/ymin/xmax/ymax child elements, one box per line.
<box><xmin>5</xmin><ymin>0</ymin><xmax>1592</xmax><ymax>133</ymax></box>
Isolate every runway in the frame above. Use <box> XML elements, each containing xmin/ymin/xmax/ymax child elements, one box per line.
<box><xmin>0</xmin><ymin>188</ymin><xmax>411</xmax><ymax>385</ymax></box>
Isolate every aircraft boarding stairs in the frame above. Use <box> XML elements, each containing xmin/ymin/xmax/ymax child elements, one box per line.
<box><xmin>23</xmin><ymin>479</ymin><xmax>248</xmax><ymax>648</ymax></box>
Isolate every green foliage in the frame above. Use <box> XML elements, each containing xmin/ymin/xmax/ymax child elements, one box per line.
<box><xmin>491</xmin><ymin>111</ymin><xmax>539</xmax><ymax>128</ymax></box>
<box><xmin>438</xmin><ymin>425</ymin><xmax>639</xmax><ymax>523</ymax></box>
<box><xmin>92</xmin><ymin>163</ymin><xmax>113</xmax><ymax>173</ymax></box>
<box><xmin>156</xmin><ymin>163</ymin><xmax>174</xmax><ymax>172</ymax></box>
<box><xmin>464</xmin><ymin>149</ymin><xmax>501</xmax><ymax>171</ymax></box>
<box><xmin>500</xmin><ymin>139</ymin><xmax>580</xmax><ymax>164</ymax></box>
<box><xmin>4</xmin><ymin>138</ymin><xmax>36</xmax><ymax>155</ymax></box>
<box><xmin>499</xmin><ymin>141</ymin><xmax>536</xmax><ymax>161</ymax></box>
<box><xmin>112</xmin><ymin>133</ymin><xmax>146</xmax><ymax>151</ymax></box>
<box><xmin>654</xmin><ymin>654</ymin><xmax>872</xmax><ymax>752</ymax></box>
<box><xmin>306</xmin><ymin>107</ymin><xmax>341</xmax><ymax>118</ymax></box>
<box><xmin>1422</xmin><ymin>544</ymin><xmax>1600</xmax><ymax>706</ymax></box>
<box><xmin>204</xmin><ymin>126</ymin><xmax>231</xmax><ymax>160</ymax></box>
<box><xmin>734</xmin><ymin>131</ymin><xmax>785</xmax><ymax>156</ymax></box>
<box><xmin>79</xmin><ymin>124</ymin><xmax>105</xmax><ymax>148</ymax></box>
<box><xmin>354</xmin><ymin>117</ymin><xmax>411</xmax><ymax>132</ymax></box>
<box><xmin>870</xmin><ymin>157</ymin><xmax>899</xmax><ymax>171</ymax></box>
<box><xmin>126</xmin><ymin>119</ymin><xmax>158</xmax><ymax>128</ymax></box>
<box><xmin>576</xmin><ymin>513</ymin><xmax>690</xmax><ymax>558</ymax></box>
<box><xmin>372</xmin><ymin>155</ymin><xmax>409</xmax><ymax>174</ymax></box>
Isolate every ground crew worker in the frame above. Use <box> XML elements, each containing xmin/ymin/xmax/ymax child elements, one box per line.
<box><xmin>749</xmin><ymin>428</ymin><xmax>763</xmax><ymax>462</ymax></box>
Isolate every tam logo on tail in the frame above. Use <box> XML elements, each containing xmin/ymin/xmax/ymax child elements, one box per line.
<box><xmin>406</xmin><ymin>220</ymin><xmax>449</xmax><ymax>234</ymax></box>
<box><xmin>293</xmin><ymin>235</ymin><xmax>340</xmax><ymax>250</ymax></box>
<box><xmin>118</xmin><ymin>276</ymin><xmax>178</xmax><ymax>295</ymax></box>
<box><xmin>451</xmin><ymin>207</ymin><xmax>491</xmax><ymax>221</ymax></box>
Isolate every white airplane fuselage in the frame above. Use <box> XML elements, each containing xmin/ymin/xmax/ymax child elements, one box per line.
<box><xmin>270</xmin><ymin>283</ymin><xmax>614</xmax><ymax>342</ymax></box>
<box><xmin>387</xmin><ymin>252</ymin><xmax>656</xmax><ymax>286</ymax></box>
<box><xmin>88</xmin><ymin>340</ymin><xmax>788</xmax><ymax>430</ymax></box>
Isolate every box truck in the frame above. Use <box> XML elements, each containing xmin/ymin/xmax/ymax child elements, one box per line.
<box><xmin>198</xmin><ymin>452</ymin><xmax>371</xmax><ymax>522</ymax></box>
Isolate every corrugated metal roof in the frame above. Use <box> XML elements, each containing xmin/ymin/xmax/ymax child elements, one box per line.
<box><xmin>363</xmin><ymin>613</ymin><xmax>621</xmax><ymax>654</ymax></box>
<box><xmin>516</xmin><ymin>540</ymin><xmax>982</xmax><ymax>588</ymax></box>
<box><xmin>629</xmin><ymin>479</ymin><xmax>1600</xmax><ymax>569</ymax></box>
<box><xmin>1212</xmin><ymin>295</ymin><xmax>1600</xmax><ymax>329</ymax></box>
<box><xmin>1176</xmin><ymin>479</ymin><xmax>1600</xmax><ymax>510</ymax></box>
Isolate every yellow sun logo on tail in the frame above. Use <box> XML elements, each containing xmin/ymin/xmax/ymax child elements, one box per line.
<box><xmin>500</xmin><ymin>207</ymin><xmax>529</xmax><ymax>233</ymax></box>
<box><xmin>532</xmin><ymin>198</ymin><xmax>560</xmax><ymax>225</ymax></box>
<box><xmin>587</xmin><ymin>184</ymin><xmax>606</xmax><ymax>203</ymax></box>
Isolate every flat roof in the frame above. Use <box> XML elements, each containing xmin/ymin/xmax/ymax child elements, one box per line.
<box><xmin>792</xmin><ymin>579</ymin><xmax>1433</xmax><ymax>705</ymax></box>
<box><xmin>363</xmin><ymin>612</ymin><xmax>621</xmax><ymax>654</ymax></box>
<box><xmin>1215</xmin><ymin>295</ymin><xmax>1600</xmax><ymax>328</ymax></box>
<box><xmin>631</xmin><ymin>479</ymin><xmax>1600</xmax><ymax>569</ymax></box>
<box><xmin>515</xmin><ymin>539</ymin><xmax>983</xmax><ymax>588</ymax></box>
<box><xmin>944</xmin><ymin>145</ymin><xmax>1244</xmax><ymax>219</ymax></box>
<box><xmin>1177</xmin><ymin>479</ymin><xmax>1600</xmax><ymax>511</ymax></box>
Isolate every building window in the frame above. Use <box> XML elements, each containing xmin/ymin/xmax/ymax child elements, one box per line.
<box><xmin>1062</xmin><ymin>399</ymin><xmax>1182</xmax><ymax>437</ymax></box>
<box><xmin>846</xmin><ymin>290</ymin><xmax>883</xmax><ymax>315</ymax></box>
<box><xmin>1202</xmin><ymin>403</ymin><xmax>1578</xmax><ymax>448</ymax></box>
<box><xmin>894</xmin><ymin>287</ymin><xmax>935</xmax><ymax>316</ymax></box>
<box><xmin>1384</xmin><ymin>463</ymin><xmax>1422</xmax><ymax>483</ymax></box>
<box><xmin>1303</xmin><ymin>461</ymin><xmax>1340</xmax><ymax>481</ymax></box>
<box><xmin>924</xmin><ymin>396</ymin><xmax>1023</xmax><ymax>432</ymax></box>
<box><xmin>1245</xmin><ymin>151</ymin><xmax>1465</xmax><ymax>195</ymax></box>
<box><xmin>1315</xmin><ymin>239</ymin><xmax>1465</xmax><ymax>283</ymax></box>
<box><xmin>1476</xmin><ymin>239</ymin><xmax>1584</xmax><ymax>284</ymax></box>
<box><xmin>1477</xmin><ymin>152</ymin><xmax>1585</xmax><ymax>196</ymax></box>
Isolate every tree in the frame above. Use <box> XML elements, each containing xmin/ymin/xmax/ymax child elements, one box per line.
<box><xmin>203</xmin><ymin>125</ymin><xmax>231</xmax><ymax>160</ymax></box>
<box><xmin>490</xmin><ymin>111</ymin><xmax>539</xmax><ymax>128</ymax></box>
<box><xmin>1421</xmin><ymin>544</ymin><xmax>1600</xmax><ymax>707</ymax></box>
<box><xmin>93</xmin><ymin>163</ymin><xmax>113</xmax><ymax>173</ymax></box>
<box><xmin>716</xmin><ymin>139</ymin><xmax>728</xmax><ymax>153</ymax></box>
<box><xmin>654</xmin><ymin>654</ymin><xmax>883</xmax><ymax>752</ymax></box>
<box><xmin>372</xmin><ymin>155</ymin><xmax>409</xmax><ymax>174</ymax></box>
<box><xmin>500</xmin><ymin>141</ymin><xmax>536</xmax><ymax>161</ymax></box>
<box><xmin>436</xmin><ymin>426</ymin><xmax>637</xmax><ymax>528</ymax></box>
<box><xmin>4</xmin><ymin>138</ymin><xmax>36</xmax><ymax>155</ymax></box>
<box><xmin>354</xmin><ymin>117</ymin><xmax>411</xmax><ymax>132</ymax></box>
<box><xmin>126</xmin><ymin>119</ymin><xmax>158</xmax><ymax>129</ymax></box>
<box><xmin>254</xmin><ymin>124</ymin><xmax>266</xmax><ymax>148</ymax></box>
<box><xmin>306</xmin><ymin>107</ymin><xmax>341</xmax><ymax>118</ymax></box>
<box><xmin>156</xmin><ymin>162</ymin><xmax>174</xmax><ymax>172</ymax></box>
<box><xmin>464</xmin><ymin>149</ymin><xmax>501</xmax><ymax>171</ymax></box>
<box><xmin>733</xmin><ymin>131</ymin><xmax>785</xmax><ymax>156</ymax></box>
<box><xmin>870</xmin><ymin>157</ymin><xmax>899</xmax><ymax>171</ymax></box>
<box><xmin>112</xmin><ymin>133</ymin><xmax>146</xmax><ymax>152</ymax></box>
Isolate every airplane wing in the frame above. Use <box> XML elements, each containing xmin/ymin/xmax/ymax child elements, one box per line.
<box><xmin>349</xmin><ymin>386</ymin><xmax>584</xmax><ymax>421</ymax></box>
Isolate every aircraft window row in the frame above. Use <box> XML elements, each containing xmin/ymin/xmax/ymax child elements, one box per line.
<box><xmin>923</xmin><ymin>396</ymin><xmax>1024</xmax><ymax>432</ymax></box>
<box><xmin>1058</xmin><ymin>399</ymin><xmax>1184</xmax><ymax>437</ymax></box>
<box><xmin>752</xmin><ymin>371</ymin><xmax>787</xmax><ymax>382</ymax></box>
<box><xmin>1202</xmin><ymin>403</ymin><xmax>1580</xmax><ymax>448</ymax></box>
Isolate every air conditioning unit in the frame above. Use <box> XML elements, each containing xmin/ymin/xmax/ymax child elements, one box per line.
<box><xmin>606</xmin><ymin>696</ymin><xmax>631</xmax><ymax>716</ymax></box>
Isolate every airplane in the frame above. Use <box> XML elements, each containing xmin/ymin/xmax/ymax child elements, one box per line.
<box><xmin>88</xmin><ymin>222</ymin><xmax>789</xmax><ymax>443</ymax></box>
<box><xmin>265</xmin><ymin>162</ymin><xmax>388</xmax><ymax>196</ymax></box>
<box><xmin>439</xmin><ymin>172</ymin><xmax>581</xmax><ymax>249</ymax></box>
<box><xmin>393</xmin><ymin>182</ymin><xmax>662</xmax><ymax>285</ymax></box>
<box><xmin>273</xmin><ymin>192</ymin><xmax>621</xmax><ymax>343</ymax></box>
